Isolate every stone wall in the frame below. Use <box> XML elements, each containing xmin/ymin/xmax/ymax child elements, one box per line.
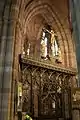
<box><xmin>0</xmin><ymin>0</ymin><xmax>77</xmax><ymax>120</ymax></box>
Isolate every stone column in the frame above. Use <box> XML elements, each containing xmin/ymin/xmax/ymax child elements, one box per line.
<box><xmin>70</xmin><ymin>0</ymin><xmax>80</xmax><ymax>86</ymax></box>
<box><xmin>0</xmin><ymin>0</ymin><xmax>18</xmax><ymax>120</ymax></box>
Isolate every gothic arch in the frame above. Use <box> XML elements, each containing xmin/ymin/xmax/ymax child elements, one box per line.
<box><xmin>17</xmin><ymin>0</ymin><xmax>75</xmax><ymax>67</ymax></box>
<box><xmin>12</xmin><ymin>1</ymin><xmax>77</xmax><ymax>91</ymax></box>
<box><xmin>13</xmin><ymin>0</ymin><xmax>77</xmax><ymax>102</ymax></box>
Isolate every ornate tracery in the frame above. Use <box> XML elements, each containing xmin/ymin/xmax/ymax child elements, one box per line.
<box><xmin>17</xmin><ymin>56</ymin><xmax>76</xmax><ymax>120</ymax></box>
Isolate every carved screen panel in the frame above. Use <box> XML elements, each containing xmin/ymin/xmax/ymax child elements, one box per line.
<box><xmin>40</xmin><ymin>71</ymin><xmax>57</xmax><ymax>116</ymax></box>
<box><xmin>33</xmin><ymin>71</ymin><xmax>40</xmax><ymax>117</ymax></box>
<box><xmin>22</xmin><ymin>69</ymin><xmax>32</xmax><ymax>113</ymax></box>
<box><xmin>20</xmin><ymin>60</ymin><xmax>73</xmax><ymax>120</ymax></box>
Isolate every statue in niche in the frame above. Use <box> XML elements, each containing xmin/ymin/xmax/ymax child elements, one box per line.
<box><xmin>40</xmin><ymin>31</ymin><xmax>48</xmax><ymax>60</ymax></box>
<box><xmin>24</xmin><ymin>39</ymin><xmax>31</xmax><ymax>56</ymax></box>
<box><xmin>57</xmin><ymin>47</ymin><xmax>62</xmax><ymax>63</ymax></box>
<box><xmin>51</xmin><ymin>30</ymin><xmax>62</xmax><ymax>63</ymax></box>
<box><xmin>27</xmin><ymin>43</ymin><xmax>30</xmax><ymax>56</ymax></box>
<box><xmin>21</xmin><ymin>46</ymin><xmax>25</xmax><ymax>58</ymax></box>
<box><xmin>41</xmin><ymin>38</ymin><xmax>47</xmax><ymax>58</ymax></box>
<box><xmin>51</xmin><ymin>30</ymin><xmax>59</xmax><ymax>57</ymax></box>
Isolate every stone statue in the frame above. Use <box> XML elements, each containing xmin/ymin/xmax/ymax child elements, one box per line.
<box><xmin>58</xmin><ymin>47</ymin><xmax>62</xmax><ymax>63</ymax></box>
<box><xmin>51</xmin><ymin>30</ymin><xmax>59</xmax><ymax>57</ymax></box>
